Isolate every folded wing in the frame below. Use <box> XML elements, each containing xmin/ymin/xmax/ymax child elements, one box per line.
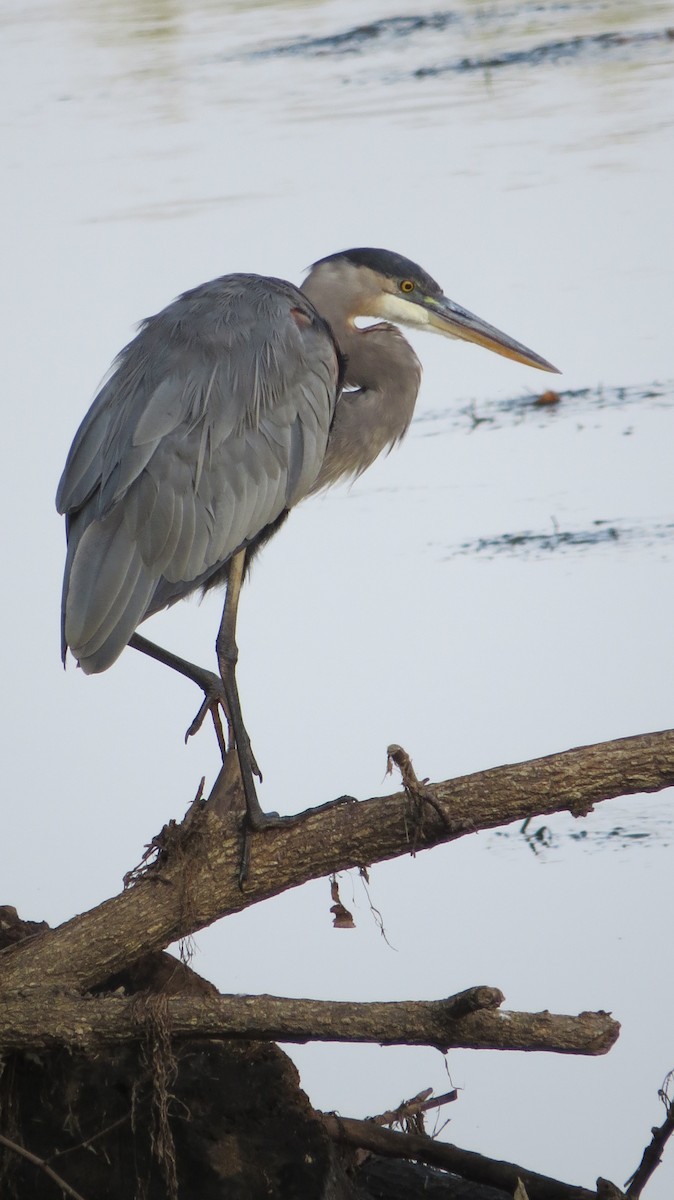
<box><xmin>57</xmin><ymin>274</ymin><xmax>340</xmax><ymax>673</ymax></box>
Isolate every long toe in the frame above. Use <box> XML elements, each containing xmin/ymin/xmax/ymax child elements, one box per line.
<box><xmin>185</xmin><ymin>697</ymin><xmax>228</xmax><ymax>759</ymax></box>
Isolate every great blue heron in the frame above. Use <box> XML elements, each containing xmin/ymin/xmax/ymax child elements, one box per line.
<box><xmin>57</xmin><ymin>247</ymin><xmax>558</xmax><ymax>830</ymax></box>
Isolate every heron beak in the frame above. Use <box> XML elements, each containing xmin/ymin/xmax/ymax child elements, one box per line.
<box><xmin>425</xmin><ymin>294</ymin><xmax>560</xmax><ymax>373</ymax></box>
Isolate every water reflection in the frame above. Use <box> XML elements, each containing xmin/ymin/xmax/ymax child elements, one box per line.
<box><xmin>257</xmin><ymin>12</ymin><xmax>674</xmax><ymax>75</ymax></box>
<box><xmin>419</xmin><ymin>379</ymin><xmax>674</xmax><ymax>432</ymax></box>
<box><xmin>79</xmin><ymin>0</ymin><xmax>183</xmax><ymax>45</ymax></box>
<box><xmin>493</xmin><ymin>800</ymin><xmax>674</xmax><ymax>856</ymax></box>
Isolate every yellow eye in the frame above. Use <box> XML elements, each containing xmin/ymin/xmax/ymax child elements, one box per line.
<box><xmin>400</xmin><ymin>279</ymin><xmax>414</xmax><ymax>293</ymax></box>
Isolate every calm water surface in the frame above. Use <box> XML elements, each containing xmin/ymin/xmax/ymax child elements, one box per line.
<box><xmin>2</xmin><ymin>0</ymin><xmax>673</xmax><ymax>1193</ymax></box>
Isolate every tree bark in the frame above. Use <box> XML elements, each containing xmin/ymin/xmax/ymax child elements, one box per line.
<box><xmin>0</xmin><ymin>729</ymin><xmax>672</xmax><ymax>998</ymax></box>
<box><xmin>0</xmin><ymin>988</ymin><xmax>619</xmax><ymax>1055</ymax></box>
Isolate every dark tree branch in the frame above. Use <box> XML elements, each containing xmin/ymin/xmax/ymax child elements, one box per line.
<box><xmin>322</xmin><ymin>1114</ymin><xmax>597</xmax><ymax>1200</ymax></box>
<box><xmin>1</xmin><ymin>729</ymin><xmax>672</xmax><ymax>998</ymax></box>
<box><xmin>0</xmin><ymin>1132</ymin><xmax>90</xmax><ymax>1200</ymax></box>
<box><xmin>625</xmin><ymin>1073</ymin><xmax>674</xmax><ymax>1197</ymax></box>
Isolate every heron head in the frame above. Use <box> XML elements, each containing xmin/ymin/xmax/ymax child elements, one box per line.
<box><xmin>307</xmin><ymin>247</ymin><xmax>559</xmax><ymax>374</ymax></box>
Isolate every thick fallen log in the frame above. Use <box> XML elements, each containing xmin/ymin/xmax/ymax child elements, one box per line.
<box><xmin>0</xmin><ymin>729</ymin><xmax>672</xmax><ymax>998</ymax></box>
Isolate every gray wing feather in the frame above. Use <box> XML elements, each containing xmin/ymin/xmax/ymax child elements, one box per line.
<box><xmin>58</xmin><ymin>274</ymin><xmax>339</xmax><ymax>673</ymax></box>
<box><xmin>64</xmin><ymin>508</ymin><xmax>157</xmax><ymax>666</ymax></box>
<box><xmin>136</xmin><ymin>479</ymin><xmax>175</xmax><ymax>564</ymax></box>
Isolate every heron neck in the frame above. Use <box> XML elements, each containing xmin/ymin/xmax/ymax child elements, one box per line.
<box><xmin>304</xmin><ymin>298</ymin><xmax>422</xmax><ymax>491</ymax></box>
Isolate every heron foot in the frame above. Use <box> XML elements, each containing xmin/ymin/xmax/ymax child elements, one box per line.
<box><xmin>239</xmin><ymin>805</ymin><xmax>286</xmax><ymax>888</ymax></box>
<box><xmin>246</xmin><ymin>805</ymin><xmax>283</xmax><ymax>831</ymax></box>
<box><xmin>182</xmin><ymin>669</ymin><xmax>263</xmax><ymax>781</ymax></box>
<box><xmin>184</xmin><ymin>669</ymin><xmax>229</xmax><ymax>757</ymax></box>
<box><xmin>232</xmin><ymin>740</ymin><xmax>283</xmax><ymax>886</ymax></box>
<box><xmin>128</xmin><ymin>634</ymin><xmax>255</xmax><ymax>767</ymax></box>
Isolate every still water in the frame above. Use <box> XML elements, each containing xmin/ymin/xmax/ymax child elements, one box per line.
<box><xmin>2</xmin><ymin>0</ymin><xmax>673</xmax><ymax>1193</ymax></box>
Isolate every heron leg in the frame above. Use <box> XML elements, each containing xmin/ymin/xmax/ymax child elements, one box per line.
<box><xmin>129</xmin><ymin>632</ymin><xmax>228</xmax><ymax>759</ymax></box>
<box><xmin>216</xmin><ymin>551</ymin><xmax>280</xmax><ymax>832</ymax></box>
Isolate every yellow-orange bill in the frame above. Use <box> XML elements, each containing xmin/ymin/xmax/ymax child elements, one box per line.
<box><xmin>427</xmin><ymin>294</ymin><xmax>560</xmax><ymax>373</ymax></box>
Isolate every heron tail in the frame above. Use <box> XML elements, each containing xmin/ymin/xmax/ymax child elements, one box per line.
<box><xmin>61</xmin><ymin>507</ymin><xmax>157</xmax><ymax>674</ymax></box>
